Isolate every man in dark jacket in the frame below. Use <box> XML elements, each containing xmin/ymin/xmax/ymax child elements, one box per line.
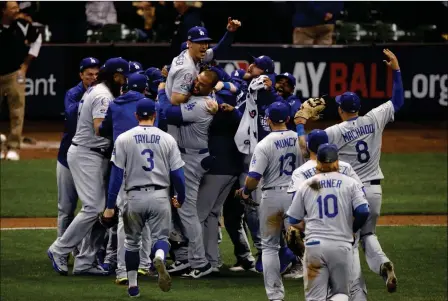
<box><xmin>292</xmin><ymin>1</ymin><xmax>343</xmax><ymax>45</ymax></box>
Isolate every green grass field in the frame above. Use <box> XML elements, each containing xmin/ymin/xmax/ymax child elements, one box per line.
<box><xmin>0</xmin><ymin>227</ymin><xmax>447</xmax><ymax>301</ymax></box>
<box><xmin>1</xmin><ymin>153</ymin><xmax>447</xmax><ymax>217</ymax></box>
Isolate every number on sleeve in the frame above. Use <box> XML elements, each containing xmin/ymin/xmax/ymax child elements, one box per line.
<box><xmin>316</xmin><ymin>194</ymin><xmax>339</xmax><ymax>218</ymax></box>
<box><xmin>279</xmin><ymin>153</ymin><xmax>297</xmax><ymax>176</ymax></box>
<box><xmin>141</xmin><ymin>149</ymin><xmax>154</xmax><ymax>171</ymax></box>
<box><xmin>355</xmin><ymin>140</ymin><xmax>370</xmax><ymax>164</ymax></box>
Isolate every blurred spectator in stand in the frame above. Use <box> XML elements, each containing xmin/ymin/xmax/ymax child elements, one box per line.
<box><xmin>170</xmin><ymin>1</ymin><xmax>203</xmax><ymax>57</ymax></box>
<box><xmin>292</xmin><ymin>1</ymin><xmax>343</xmax><ymax>45</ymax></box>
<box><xmin>0</xmin><ymin>1</ymin><xmax>42</xmax><ymax>160</ymax></box>
<box><xmin>85</xmin><ymin>1</ymin><xmax>117</xmax><ymax>30</ymax></box>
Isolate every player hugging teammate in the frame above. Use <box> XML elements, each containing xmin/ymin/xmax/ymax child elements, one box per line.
<box><xmin>46</xmin><ymin>17</ymin><xmax>401</xmax><ymax>300</ymax></box>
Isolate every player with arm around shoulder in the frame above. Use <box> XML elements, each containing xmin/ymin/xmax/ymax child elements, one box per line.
<box><xmin>287</xmin><ymin>144</ymin><xmax>370</xmax><ymax>301</ymax></box>
<box><xmin>238</xmin><ymin>101</ymin><xmax>304</xmax><ymax>301</ymax></box>
<box><xmin>102</xmin><ymin>98</ymin><xmax>186</xmax><ymax>298</ymax></box>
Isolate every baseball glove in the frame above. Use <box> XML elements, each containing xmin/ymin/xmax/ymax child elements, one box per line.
<box><xmin>235</xmin><ymin>188</ymin><xmax>259</xmax><ymax>207</ymax></box>
<box><xmin>294</xmin><ymin>97</ymin><xmax>326</xmax><ymax>121</ymax></box>
<box><xmin>98</xmin><ymin>207</ymin><xmax>119</xmax><ymax>229</ymax></box>
<box><xmin>285</xmin><ymin>226</ymin><xmax>305</xmax><ymax>258</ymax></box>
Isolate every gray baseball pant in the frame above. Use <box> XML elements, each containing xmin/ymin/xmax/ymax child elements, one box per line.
<box><xmin>56</xmin><ymin>161</ymin><xmax>78</xmax><ymax>237</ymax></box>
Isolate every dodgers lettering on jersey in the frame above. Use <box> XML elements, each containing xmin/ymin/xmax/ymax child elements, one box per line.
<box><xmin>287</xmin><ymin>160</ymin><xmax>362</xmax><ymax>193</ymax></box>
<box><xmin>111</xmin><ymin>126</ymin><xmax>184</xmax><ymax>190</ymax></box>
<box><xmin>325</xmin><ymin>101</ymin><xmax>395</xmax><ymax>182</ymax></box>
<box><xmin>249</xmin><ymin>130</ymin><xmax>303</xmax><ymax>188</ymax></box>
<box><xmin>72</xmin><ymin>82</ymin><xmax>113</xmax><ymax>149</ymax></box>
<box><xmin>177</xmin><ymin>96</ymin><xmax>214</xmax><ymax>149</ymax></box>
<box><xmin>287</xmin><ymin>172</ymin><xmax>368</xmax><ymax>243</ymax></box>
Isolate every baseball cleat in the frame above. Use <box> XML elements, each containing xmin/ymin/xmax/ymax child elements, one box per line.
<box><xmin>47</xmin><ymin>249</ymin><xmax>68</xmax><ymax>276</ymax></box>
<box><xmin>167</xmin><ymin>260</ymin><xmax>190</xmax><ymax>273</ymax></box>
<box><xmin>154</xmin><ymin>256</ymin><xmax>172</xmax><ymax>292</ymax></box>
<box><xmin>6</xmin><ymin>150</ymin><xmax>19</xmax><ymax>161</ymax></box>
<box><xmin>211</xmin><ymin>267</ymin><xmax>220</xmax><ymax>273</ymax></box>
<box><xmin>381</xmin><ymin>262</ymin><xmax>397</xmax><ymax>293</ymax></box>
<box><xmin>128</xmin><ymin>286</ymin><xmax>140</xmax><ymax>298</ymax></box>
<box><xmin>137</xmin><ymin>268</ymin><xmax>150</xmax><ymax>276</ymax></box>
<box><xmin>182</xmin><ymin>263</ymin><xmax>213</xmax><ymax>279</ymax></box>
<box><xmin>283</xmin><ymin>262</ymin><xmax>303</xmax><ymax>279</ymax></box>
<box><xmin>115</xmin><ymin>277</ymin><xmax>129</xmax><ymax>285</ymax></box>
<box><xmin>229</xmin><ymin>258</ymin><xmax>256</xmax><ymax>272</ymax></box>
<box><xmin>73</xmin><ymin>264</ymin><xmax>110</xmax><ymax>276</ymax></box>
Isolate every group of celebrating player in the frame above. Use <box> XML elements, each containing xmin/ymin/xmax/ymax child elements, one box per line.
<box><xmin>46</xmin><ymin>17</ymin><xmax>404</xmax><ymax>301</ymax></box>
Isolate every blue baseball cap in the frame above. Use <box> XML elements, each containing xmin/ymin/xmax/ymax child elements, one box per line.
<box><xmin>231</xmin><ymin>69</ymin><xmax>246</xmax><ymax>81</ymax></box>
<box><xmin>336</xmin><ymin>92</ymin><xmax>361</xmax><ymax>113</ymax></box>
<box><xmin>276</xmin><ymin>72</ymin><xmax>296</xmax><ymax>88</ymax></box>
<box><xmin>127</xmin><ymin>73</ymin><xmax>148</xmax><ymax>93</ymax></box>
<box><xmin>187</xmin><ymin>26</ymin><xmax>212</xmax><ymax>43</ymax></box>
<box><xmin>317</xmin><ymin>143</ymin><xmax>339</xmax><ymax>163</ymax></box>
<box><xmin>180</xmin><ymin>42</ymin><xmax>188</xmax><ymax>51</ymax></box>
<box><xmin>80</xmin><ymin>57</ymin><xmax>100</xmax><ymax>72</ymax></box>
<box><xmin>136</xmin><ymin>98</ymin><xmax>156</xmax><ymax>117</ymax></box>
<box><xmin>265</xmin><ymin>101</ymin><xmax>290</xmax><ymax>123</ymax></box>
<box><xmin>104</xmin><ymin>57</ymin><xmax>130</xmax><ymax>76</ymax></box>
<box><xmin>307</xmin><ymin>129</ymin><xmax>329</xmax><ymax>153</ymax></box>
<box><xmin>144</xmin><ymin>67</ymin><xmax>164</xmax><ymax>94</ymax></box>
<box><xmin>129</xmin><ymin>61</ymin><xmax>143</xmax><ymax>73</ymax></box>
<box><xmin>252</xmin><ymin>55</ymin><xmax>275</xmax><ymax>74</ymax></box>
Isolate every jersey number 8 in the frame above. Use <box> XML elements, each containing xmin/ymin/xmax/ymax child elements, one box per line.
<box><xmin>355</xmin><ymin>140</ymin><xmax>370</xmax><ymax>164</ymax></box>
<box><xmin>141</xmin><ymin>149</ymin><xmax>155</xmax><ymax>171</ymax></box>
<box><xmin>279</xmin><ymin>153</ymin><xmax>296</xmax><ymax>176</ymax></box>
<box><xmin>316</xmin><ymin>194</ymin><xmax>338</xmax><ymax>218</ymax></box>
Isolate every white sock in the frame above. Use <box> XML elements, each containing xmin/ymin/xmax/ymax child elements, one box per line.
<box><xmin>155</xmin><ymin>249</ymin><xmax>165</xmax><ymax>261</ymax></box>
<box><xmin>128</xmin><ymin>270</ymin><xmax>138</xmax><ymax>288</ymax></box>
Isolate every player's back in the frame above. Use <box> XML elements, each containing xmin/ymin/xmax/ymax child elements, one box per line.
<box><xmin>299</xmin><ymin>172</ymin><xmax>362</xmax><ymax>243</ymax></box>
<box><xmin>118</xmin><ymin>126</ymin><xmax>179</xmax><ymax>190</ymax></box>
<box><xmin>325</xmin><ymin>101</ymin><xmax>394</xmax><ymax>182</ymax></box>
<box><xmin>73</xmin><ymin>83</ymin><xmax>113</xmax><ymax>149</ymax></box>
<box><xmin>177</xmin><ymin>96</ymin><xmax>214</xmax><ymax>149</ymax></box>
<box><xmin>254</xmin><ymin>130</ymin><xmax>302</xmax><ymax>188</ymax></box>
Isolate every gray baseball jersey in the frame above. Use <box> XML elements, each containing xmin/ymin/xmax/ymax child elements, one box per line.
<box><xmin>249</xmin><ymin>130</ymin><xmax>303</xmax><ymax>188</ymax></box>
<box><xmin>177</xmin><ymin>96</ymin><xmax>214</xmax><ymax>149</ymax></box>
<box><xmin>325</xmin><ymin>101</ymin><xmax>395</xmax><ymax>182</ymax></box>
<box><xmin>287</xmin><ymin>172</ymin><xmax>368</xmax><ymax>243</ymax></box>
<box><xmin>165</xmin><ymin>50</ymin><xmax>213</xmax><ymax>99</ymax></box>
<box><xmin>287</xmin><ymin>159</ymin><xmax>362</xmax><ymax>193</ymax></box>
<box><xmin>72</xmin><ymin>83</ymin><xmax>113</xmax><ymax>148</ymax></box>
<box><xmin>111</xmin><ymin>126</ymin><xmax>185</xmax><ymax>190</ymax></box>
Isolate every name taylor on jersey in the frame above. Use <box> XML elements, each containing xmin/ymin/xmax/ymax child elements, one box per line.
<box><xmin>133</xmin><ymin>134</ymin><xmax>161</xmax><ymax>145</ymax></box>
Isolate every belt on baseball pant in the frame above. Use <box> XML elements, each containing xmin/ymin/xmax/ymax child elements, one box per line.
<box><xmin>126</xmin><ymin>184</ymin><xmax>167</xmax><ymax>192</ymax></box>
<box><xmin>364</xmin><ymin>180</ymin><xmax>381</xmax><ymax>185</ymax></box>
<box><xmin>261</xmin><ymin>186</ymin><xmax>289</xmax><ymax>191</ymax></box>
<box><xmin>71</xmin><ymin>142</ymin><xmax>108</xmax><ymax>156</ymax></box>
<box><xmin>178</xmin><ymin>147</ymin><xmax>208</xmax><ymax>155</ymax></box>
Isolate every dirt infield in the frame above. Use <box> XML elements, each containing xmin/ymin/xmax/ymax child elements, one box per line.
<box><xmin>1</xmin><ymin>215</ymin><xmax>446</xmax><ymax>229</ymax></box>
<box><xmin>9</xmin><ymin>121</ymin><xmax>446</xmax><ymax>160</ymax></box>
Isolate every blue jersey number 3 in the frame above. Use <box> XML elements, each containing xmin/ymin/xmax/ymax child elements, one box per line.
<box><xmin>141</xmin><ymin>149</ymin><xmax>154</xmax><ymax>171</ymax></box>
<box><xmin>316</xmin><ymin>194</ymin><xmax>338</xmax><ymax>218</ymax></box>
<box><xmin>279</xmin><ymin>153</ymin><xmax>296</xmax><ymax>176</ymax></box>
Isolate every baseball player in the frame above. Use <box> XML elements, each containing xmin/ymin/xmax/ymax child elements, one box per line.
<box><xmin>144</xmin><ymin>67</ymin><xmax>166</xmax><ymax>131</ymax></box>
<box><xmin>158</xmin><ymin>70</ymin><xmax>219</xmax><ymax>278</ymax></box>
<box><xmin>287</xmin><ymin>143</ymin><xmax>370</xmax><ymax>301</ymax></box>
<box><xmin>56</xmin><ymin>57</ymin><xmax>100</xmax><ymax>239</ymax></box>
<box><xmin>237</xmin><ymin>101</ymin><xmax>303</xmax><ymax>301</ymax></box>
<box><xmin>165</xmin><ymin>18</ymin><xmax>241</xmax><ymax>106</ymax></box>
<box><xmin>98</xmin><ymin>72</ymin><xmax>155</xmax><ymax>283</ymax></box>
<box><xmin>48</xmin><ymin>57</ymin><xmax>130</xmax><ymax>276</ymax></box>
<box><xmin>287</xmin><ymin>129</ymin><xmax>368</xmax><ymax>300</ymax></box>
<box><xmin>102</xmin><ymin>97</ymin><xmax>186</xmax><ymax>297</ymax></box>
<box><xmin>129</xmin><ymin>61</ymin><xmax>143</xmax><ymax>74</ymax></box>
<box><xmin>274</xmin><ymin>72</ymin><xmax>302</xmax><ymax>131</ymax></box>
<box><xmin>297</xmin><ymin>49</ymin><xmax>402</xmax><ymax>292</ymax></box>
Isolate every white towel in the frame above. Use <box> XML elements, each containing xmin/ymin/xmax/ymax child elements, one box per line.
<box><xmin>234</xmin><ymin>75</ymin><xmax>269</xmax><ymax>155</ymax></box>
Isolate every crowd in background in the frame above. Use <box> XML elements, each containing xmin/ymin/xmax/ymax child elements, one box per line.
<box><xmin>10</xmin><ymin>1</ymin><xmax>448</xmax><ymax>45</ymax></box>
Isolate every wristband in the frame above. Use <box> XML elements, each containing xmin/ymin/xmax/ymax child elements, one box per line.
<box><xmin>296</xmin><ymin>124</ymin><xmax>305</xmax><ymax>136</ymax></box>
<box><xmin>243</xmin><ymin>186</ymin><xmax>254</xmax><ymax>196</ymax></box>
<box><xmin>222</xmin><ymin>82</ymin><xmax>231</xmax><ymax>90</ymax></box>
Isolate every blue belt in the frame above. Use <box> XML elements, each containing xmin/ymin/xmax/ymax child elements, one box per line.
<box><xmin>126</xmin><ymin>184</ymin><xmax>167</xmax><ymax>192</ymax></box>
<box><xmin>179</xmin><ymin>147</ymin><xmax>208</xmax><ymax>154</ymax></box>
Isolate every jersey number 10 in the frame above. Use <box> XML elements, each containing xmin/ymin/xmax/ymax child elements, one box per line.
<box><xmin>316</xmin><ymin>194</ymin><xmax>338</xmax><ymax>218</ymax></box>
